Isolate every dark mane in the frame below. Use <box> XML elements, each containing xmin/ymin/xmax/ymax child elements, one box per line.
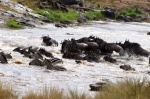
<box><xmin>132</xmin><ymin>42</ymin><xmax>141</xmax><ymax>47</ymax></box>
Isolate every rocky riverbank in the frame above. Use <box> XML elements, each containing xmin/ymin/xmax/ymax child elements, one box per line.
<box><xmin>0</xmin><ymin>0</ymin><xmax>150</xmax><ymax>29</ymax></box>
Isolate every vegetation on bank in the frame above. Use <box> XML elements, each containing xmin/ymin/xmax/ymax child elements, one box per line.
<box><xmin>12</xmin><ymin>0</ymin><xmax>145</xmax><ymax>23</ymax></box>
<box><xmin>6</xmin><ymin>19</ymin><xmax>23</xmax><ymax>29</ymax></box>
<box><xmin>1</xmin><ymin>79</ymin><xmax>150</xmax><ymax>99</ymax></box>
<box><xmin>36</xmin><ymin>9</ymin><xmax>105</xmax><ymax>22</ymax></box>
<box><xmin>0</xmin><ymin>82</ymin><xmax>17</xmax><ymax>99</ymax></box>
<box><xmin>36</xmin><ymin>9</ymin><xmax>80</xmax><ymax>22</ymax></box>
<box><xmin>117</xmin><ymin>6</ymin><xmax>143</xmax><ymax>17</ymax></box>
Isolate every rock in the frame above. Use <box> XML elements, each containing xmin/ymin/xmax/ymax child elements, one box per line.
<box><xmin>116</xmin><ymin>15</ymin><xmax>133</xmax><ymax>22</ymax></box>
<box><xmin>55</xmin><ymin>23</ymin><xmax>67</xmax><ymax>28</ymax></box>
<box><xmin>89</xmin><ymin>82</ymin><xmax>106</xmax><ymax>91</ymax></box>
<box><xmin>101</xmin><ymin>8</ymin><xmax>117</xmax><ymax>19</ymax></box>
<box><xmin>41</xmin><ymin>18</ymin><xmax>53</xmax><ymax>23</ymax></box>
<box><xmin>60</xmin><ymin>20</ymin><xmax>72</xmax><ymax>25</ymax></box>
<box><xmin>120</xmin><ymin>65</ymin><xmax>135</xmax><ymax>71</ymax></box>
<box><xmin>75</xmin><ymin>60</ymin><xmax>82</xmax><ymax>64</ymax></box>
<box><xmin>147</xmin><ymin>32</ymin><xmax>150</xmax><ymax>35</ymax></box>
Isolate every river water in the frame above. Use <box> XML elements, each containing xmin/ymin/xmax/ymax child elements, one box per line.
<box><xmin>0</xmin><ymin>21</ymin><xmax>150</xmax><ymax>97</ymax></box>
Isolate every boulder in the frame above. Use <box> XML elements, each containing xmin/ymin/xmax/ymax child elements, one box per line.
<box><xmin>89</xmin><ymin>82</ymin><xmax>106</xmax><ymax>91</ymax></box>
<box><xmin>101</xmin><ymin>8</ymin><xmax>117</xmax><ymax>19</ymax></box>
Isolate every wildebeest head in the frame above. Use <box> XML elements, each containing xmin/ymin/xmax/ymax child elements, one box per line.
<box><xmin>61</xmin><ymin>40</ymin><xmax>70</xmax><ymax>53</ymax></box>
<box><xmin>41</xmin><ymin>35</ymin><xmax>51</xmax><ymax>43</ymax></box>
<box><xmin>0</xmin><ymin>52</ymin><xmax>8</xmax><ymax>64</ymax></box>
<box><xmin>38</xmin><ymin>48</ymin><xmax>54</xmax><ymax>58</ymax></box>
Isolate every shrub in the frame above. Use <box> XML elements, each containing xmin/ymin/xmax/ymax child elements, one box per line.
<box><xmin>6</xmin><ymin>19</ymin><xmax>23</xmax><ymax>29</ymax></box>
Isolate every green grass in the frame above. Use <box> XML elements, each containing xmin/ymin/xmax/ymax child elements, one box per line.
<box><xmin>36</xmin><ymin>9</ymin><xmax>105</xmax><ymax>22</ymax></box>
<box><xmin>85</xmin><ymin>11</ymin><xmax>104</xmax><ymax>20</ymax></box>
<box><xmin>6</xmin><ymin>19</ymin><xmax>23</xmax><ymax>29</ymax></box>
<box><xmin>117</xmin><ymin>6</ymin><xmax>143</xmax><ymax>17</ymax></box>
<box><xmin>36</xmin><ymin>9</ymin><xmax>80</xmax><ymax>22</ymax></box>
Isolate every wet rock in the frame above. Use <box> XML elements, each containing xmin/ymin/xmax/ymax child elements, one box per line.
<box><xmin>19</xmin><ymin>21</ymin><xmax>35</xmax><ymax>28</ymax></box>
<box><xmin>89</xmin><ymin>82</ymin><xmax>106</xmax><ymax>91</ymax></box>
<box><xmin>75</xmin><ymin>60</ymin><xmax>82</xmax><ymax>64</ymax></box>
<box><xmin>116</xmin><ymin>15</ymin><xmax>133</xmax><ymax>22</ymax></box>
<box><xmin>101</xmin><ymin>8</ymin><xmax>117</xmax><ymax>19</ymax></box>
<box><xmin>120</xmin><ymin>65</ymin><xmax>135</xmax><ymax>71</ymax></box>
<box><xmin>60</xmin><ymin>20</ymin><xmax>72</xmax><ymax>25</ymax></box>
<box><xmin>55</xmin><ymin>23</ymin><xmax>67</xmax><ymax>28</ymax></box>
<box><xmin>41</xmin><ymin>18</ymin><xmax>53</xmax><ymax>23</ymax></box>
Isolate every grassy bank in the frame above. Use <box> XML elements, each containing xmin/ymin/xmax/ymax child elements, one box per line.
<box><xmin>117</xmin><ymin>6</ymin><xmax>143</xmax><ymax>17</ymax></box>
<box><xmin>1</xmin><ymin>79</ymin><xmax>150</xmax><ymax>99</ymax></box>
<box><xmin>36</xmin><ymin>9</ymin><xmax>105</xmax><ymax>22</ymax></box>
<box><xmin>36</xmin><ymin>9</ymin><xmax>80</xmax><ymax>22</ymax></box>
<box><xmin>6</xmin><ymin>19</ymin><xmax>23</xmax><ymax>29</ymax></box>
<box><xmin>0</xmin><ymin>82</ymin><xmax>17</xmax><ymax>99</ymax></box>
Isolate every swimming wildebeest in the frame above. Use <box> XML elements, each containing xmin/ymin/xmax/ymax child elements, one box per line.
<box><xmin>61</xmin><ymin>40</ymin><xmax>81</xmax><ymax>54</ymax></box>
<box><xmin>83</xmin><ymin>53</ymin><xmax>100</xmax><ymax>62</ymax></box>
<box><xmin>103</xmin><ymin>55</ymin><xmax>117</xmax><ymax>63</ymax></box>
<box><xmin>123</xmin><ymin>40</ymin><xmax>150</xmax><ymax>57</ymax></box>
<box><xmin>29</xmin><ymin>58</ymin><xmax>44</xmax><ymax>66</ymax></box>
<box><xmin>120</xmin><ymin>65</ymin><xmax>135</xmax><ymax>71</ymax></box>
<box><xmin>38</xmin><ymin>48</ymin><xmax>54</xmax><ymax>58</ymax></box>
<box><xmin>94</xmin><ymin>38</ymin><xmax>125</xmax><ymax>56</ymax></box>
<box><xmin>0</xmin><ymin>51</ymin><xmax>8</xmax><ymax>64</ymax></box>
<box><xmin>41</xmin><ymin>35</ymin><xmax>58</xmax><ymax>46</ymax></box>
<box><xmin>43</xmin><ymin>59</ymin><xmax>66</xmax><ymax>71</ymax></box>
<box><xmin>63</xmin><ymin>52</ymin><xmax>83</xmax><ymax>60</ymax></box>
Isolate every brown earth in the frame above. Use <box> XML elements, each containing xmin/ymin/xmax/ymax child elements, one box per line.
<box><xmin>89</xmin><ymin>0</ymin><xmax>150</xmax><ymax>9</ymax></box>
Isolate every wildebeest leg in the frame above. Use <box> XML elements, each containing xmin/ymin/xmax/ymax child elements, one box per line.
<box><xmin>119</xmin><ymin>49</ymin><xmax>125</xmax><ymax>56</ymax></box>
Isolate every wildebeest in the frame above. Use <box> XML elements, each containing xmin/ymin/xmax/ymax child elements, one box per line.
<box><xmin>103</xmin><ymin>43</ymin><xmax>125</xmax><ymax>56</ymax></box>
<box><xmin>38</xmin><ymin>48</ymin><xmax>54</xmax><ymax>58</ymax></box>
<box><xmin>120</xmin><ymin>65</ymin><xmax>135</xmax><ymax>71</ymax></box>
<box><xmin>94</xmin><ymin>38</ymin><xmax>125</xmax><ymax>56</ymax></box>
<box><xmin>43</xmin><ymin>59</ymin><xmax>66</xmax><ymax>71</ymax></box>
<box><xmin>29</xmin><ymin>58</ymin><xmax>44</xmax><ymax>66</ymax></box>
<box><xmin>41</xmin><ymin>35</ymin><xmax>58</xmax><ymax>46</ymax></box>
<box><xmin>83</xmin><ymin>53</ymin><xmax>100</xmax><ymax>62</ymax></box>
<box><xmin>0</xmin><ymin>51</ymin><xmax>8</xmax><ymax>64</ymax></box>
<box><xmin>61</xmin><ymin>40</ymin><xmax>81</xmax><ymax>54</ymax></box>
<box><xmin>63</xmin><ymin>52</ymin><xmax>83</xmax><ymax>60</ymax></box>
<box><xmin>103</xmin><ymin>55</ymin><xmax>117</xmax><ymax>63</ymax></box>
<box><xmin>123</xmin><ymin>40</ymin><xmax>150</xmax><ymax>57</ymax></box>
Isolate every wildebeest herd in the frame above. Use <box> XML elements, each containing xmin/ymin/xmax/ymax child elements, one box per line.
<box><xmin>0</xmin><ymin>35</ymin><xmax>150</xmax><ymax>71</ymax></box>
